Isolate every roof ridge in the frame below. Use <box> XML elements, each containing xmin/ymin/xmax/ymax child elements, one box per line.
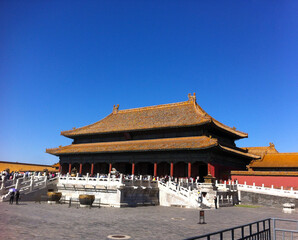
<box><xmin>117</xmin><ymin>100</ymin><xmax>192</xmax><ymax>113</ymax></box>
<box><xmin>193</xmin><ymin>101</ymin><xmax>248</xmax><ymax>137</ymax></box>
<box><xmin>265</xmin><ymin>152</ymin><xmax>298</xmax><ymax>155</ymax></box>
<box><xmin>61</xmin><ymin>113</ymin><xmax>114</xmax><ymax>134</ymax></box>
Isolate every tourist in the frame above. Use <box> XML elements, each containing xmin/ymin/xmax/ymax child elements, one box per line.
<box><xmin>9</xmin><ymin>191</ymin><xmax>15</xmax><ymax>204</ymax></box>
<box><xmin>15</xmin><ymin>190</ymin><xmax>20</xmax><ymax>205</ymax></box>
<box><xmin>214</xmin><ymin>195</ymin><xmax>217</xmax><ymax>209</ymax></box>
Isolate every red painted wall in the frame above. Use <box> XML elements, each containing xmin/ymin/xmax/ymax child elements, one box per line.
<box><xmin>231</xmin><ymin>175</ymin><xmax>298</xmax><ymax>189</ymax></box>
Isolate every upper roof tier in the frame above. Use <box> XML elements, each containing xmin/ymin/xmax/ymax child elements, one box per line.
<box><xmin>61</xmin><ymin>93</ymin><xmax>248</xmax><ymax>138</ymax></box>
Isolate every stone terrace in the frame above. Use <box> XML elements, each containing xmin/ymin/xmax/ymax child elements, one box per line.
<box><xmin>0</xmin><ymin>203</ymin><xmax>297</xmax><ymax>240</ymax></box>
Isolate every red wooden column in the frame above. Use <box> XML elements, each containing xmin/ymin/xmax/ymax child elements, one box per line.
<box><xmin>188</xmin><ymin>162</ymin><xmax>192</xmax><ymax>178</ymax></box>
<box><xmin>91</xmin><ymin>163</ymin><xmax>94</xmax><ymax>175</ymax></box>
<box><xmin>109</xmin><ymin>163</ymin><xmax>112</xmax><ymax>173</ymax></box>
<box><xmin>154</xmin><ymin>163</ymin><xmax>157</xmax><ymax>176</ymax></box>
<box><xmin>58</xmin><ymin>164</ymin><xmax>61</xmax><ymax>173</ymax></box>
<box><xmin>170</xmin><ymin>162</ymin><xmax>174</xmax><ymax>177</ymax></box>
<box><xmin>132</xmin><ymin>163</ymin><xmax>135</xmax><ymax>175</ymax></box>
<box><xmin>68</xmin><ymin>163</ymin><xmax>72</xmax><ymax>174</ymax></box>
<box><xmin>208</xmin><ymin>163</ymin><xmax>215</xmax><ymax>178</ymax></box>
<box><xmin>79</xmin><ymin>164</ymin><xmax>82</xmax><ymax>174</ymax></box>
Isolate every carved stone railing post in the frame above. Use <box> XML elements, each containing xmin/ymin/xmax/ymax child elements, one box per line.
<box><xmin>44</xmin><ymin>175</ymin><xmax>47</xmax><ymax>187</ymax></box>
<box><xmin>0</xmin><ymin>176</ymin><xmax>5</xmax><ymax>190</ymax></box>
<box><xmin>148</xmin><ymin>175</ymin><xmax>151</xmax><ymax>188</ymax></box>
<box><xmin>13</xmin><ymin>174</ymin><xmax>16</xmax><ymax>184</ymax></box>
<box><xmin>108</xmin><ymin>173</ymin><xmax>111</xmax><ymax>185</ymax></box>
<box><xmin>29</xmin><ymin>175</ymin><xmax>34</xmax><ymax>192</ymax></box>
<box><xmin>15</xmin><ymin>179</ymin><xmax>20</xmax><ymax>190</ymax></box>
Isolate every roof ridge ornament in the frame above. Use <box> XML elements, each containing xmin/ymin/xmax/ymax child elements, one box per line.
<box><xmin>269</xmin><ymin>142</ymin><xmax>275</xmax><ymax>148</ymax></box>
<box><xmin>188</xmin><ymin>92</ymin><xmax>196</xmax><ymax>102</ymax></box>
<box><xmin>113</xmin><ymin>104</ymin><xmax>120</xmax><ymax>114</ymax></box>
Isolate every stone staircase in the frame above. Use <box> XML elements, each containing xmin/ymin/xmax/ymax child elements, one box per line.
<box><xmin>0</xmin><ymin>174</ymin><xmax>59</xmax><ymax>202</ymax></box>
<box><xmin>158</xmin><ymin>180</ymin><xmax>201</xmax><ymax>208</ymax></box>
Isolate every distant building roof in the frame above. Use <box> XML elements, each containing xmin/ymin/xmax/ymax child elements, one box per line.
<box><xmin>242</xmin><ymin>143</ymin><xmax>278</xmax><ymax>157</ymax></box>
<box><xmin>0</xmin><ymin>161</ymin><xmax>58</xmax><ymax>172</ymax></box>
<box><xmin>61</xmin><ymin>94</ymin><xmax>248</xmax><ymax>138</ymax></box>
<box><xmin>249</xmin><ymin>153</ymin><xmax>298</xmax><ymax>168</ymax></box>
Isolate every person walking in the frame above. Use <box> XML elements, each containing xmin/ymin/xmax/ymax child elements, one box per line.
<box><xmin>9</xmin><ymin>191</ymin><xmax>15</xmax><ymax>204</ymax></box>
<box><xmin>15</xmin><ymin>190</ymin><xmax>20</xmax><ymax>205</ymax></box>
<box><xmin>214</xmin><ymin>195</ymin><xmax>218</xmax><ymax>209</ymax></box>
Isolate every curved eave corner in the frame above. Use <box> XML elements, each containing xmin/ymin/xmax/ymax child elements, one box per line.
<box><xmin>219</xmin><ymin>145</ymin><xmax>260</xmax><ymax>159</ymax></box>
<box><xmin>46</xmin><ymin>148</ymin><xmax>60</xmax><ymax>156</ymax></box>
<box><xmin>211</xmin><ymin>119</ymin><xmax>248</xmax><ymax>139</ymax></box>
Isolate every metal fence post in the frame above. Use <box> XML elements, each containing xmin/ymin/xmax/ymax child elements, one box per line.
<box><xmin>272</xmin><ymin>218</ymin><xmax>276</xmax><ymax>240</ymax></box>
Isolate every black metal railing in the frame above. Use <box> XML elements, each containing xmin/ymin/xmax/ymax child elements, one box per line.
<box><xmin>184</xmin><ymin>218</ymin><xmax>271</xmax><ymax>240</ymax></box>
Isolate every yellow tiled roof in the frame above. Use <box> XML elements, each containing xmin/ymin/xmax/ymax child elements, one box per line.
<box><xmin>46</xmin><ymin>136</ymin><xmax>218</xmax><ymax>155</ymax></box>
<box><xmin>249</xmin><ymin>153</ymin><xmax>298</xmax><ymax>168</ymax></box>
<box><xmin>0</xmin><ymin>161</ymin><xmax>58</xmax><ymax>172</ymax></box>
<box><xmin>61</xmin><ymin>95</ymin><xmax>248</xmax><ymax>138</ymax></box>
<box><xmin>46</xmin><ymin>136</ymin><xmax>257</xmax><ymax>159</ymax></box>
<box><xmin>242</xmin><ymin>143</ymin><xmax>278</xmax><ymax>157</ymax></box>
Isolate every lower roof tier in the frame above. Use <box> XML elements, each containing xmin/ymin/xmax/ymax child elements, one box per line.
<box><xmin>46</xmin><ymin>136</ymin><xmax>259</xmax><ymax>159</ymax></box>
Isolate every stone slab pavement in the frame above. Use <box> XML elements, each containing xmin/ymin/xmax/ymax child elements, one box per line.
<box><xmin>0</xmin><ymin>202</ymin><xmax>297</xmax><ymax>240</ymax></box>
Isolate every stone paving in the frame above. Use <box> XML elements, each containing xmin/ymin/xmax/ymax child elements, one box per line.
<box><xmin>0</xmin><ymin>202</ymin><xmax>297</xmax><ymax>240</ymax></box>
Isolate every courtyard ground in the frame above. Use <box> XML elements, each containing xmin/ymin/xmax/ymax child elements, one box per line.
<box><xmin>0</xmin><ymin>202</ymin><xmax>297</xmax><ymax>240</ymax></box>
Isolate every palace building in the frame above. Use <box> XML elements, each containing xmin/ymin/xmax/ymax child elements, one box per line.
<box><xmin>231</xmin><ymin>143</ymin><xmax>298</xmax><ymax>189</ymax></box>
<box><xmin>46</xmin><ymin>94</ymin><xmax>259</xmax><ymax>181</ymax></box>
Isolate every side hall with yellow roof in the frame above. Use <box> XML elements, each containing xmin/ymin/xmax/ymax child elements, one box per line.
<box><xmin>231</xmin><ymin>143</ymin><xmax>298</xmax><ymax>189</ymax></box>
<box><xmin>0</xmin><ymin>161</ymin><xmax>59</xmax><ymax>173</ymax></box>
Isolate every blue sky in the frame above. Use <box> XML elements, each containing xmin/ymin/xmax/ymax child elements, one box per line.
<box><xmin>0</xmin><ymin>1</ymin><xmax>297</xmax><ymax>165</ymax></box>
